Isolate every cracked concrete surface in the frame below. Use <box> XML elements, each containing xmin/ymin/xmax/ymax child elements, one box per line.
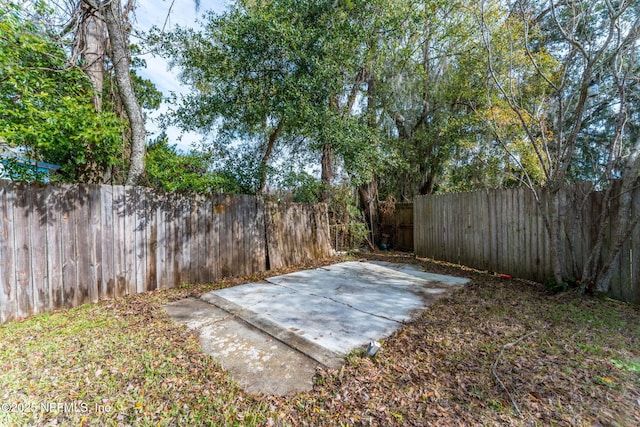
<box><xmin>164</xmin><ymin>261</ymin><xmax>470</xmax><ymax>395</ymax></box>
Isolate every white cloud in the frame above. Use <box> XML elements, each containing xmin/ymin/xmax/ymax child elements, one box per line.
<box><xmin>134</xmin><ymin>0</ymin><xmax>228</xmax><ymax>151</ymax></box>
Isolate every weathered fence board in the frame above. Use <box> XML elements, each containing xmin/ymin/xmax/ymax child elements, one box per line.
<box><xmin>266</xmin><ymin>202</ymin><xmax>331</xmax><ymax>269</ymax></box>
<box><xmin>0</xmin><ymin>183</ymin><xmax>333</xmax><ymax>322</ymax></box>
<box><xmin>100</xmin><ymin>185</ymin><xmax>114</xmax><ymax>300</ymax></box>
<box><xmin>0</xmin><ymin>181</ymin><xmax>15</xmax><ymax>322</ymax></box>
<box><xmin>415</xmin><ymin>183</ymin><xmax>640</xmax><ymax>303</ymax></box>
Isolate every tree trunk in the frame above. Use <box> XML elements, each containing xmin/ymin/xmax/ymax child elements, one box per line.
<box><xmin>74</xmin><ymin>3</ymin><xmax>108</xmax><ymax>183</ymax></box>
<box><xmin>419</xmin><ymin>173</ymin><xmax>436</xmax><ymax>195</ymax></box>
<box><xmin>79</xmin><ymin>3</ymin><xmax>107</xmax><ymax>112</ymax></box>
<box><xmin>258</xmin><ymin>121</ymin><xmax>284</xmax><ymax>194</ymax></box>
<box><xmin>358</xmin><ymin>178</ymin><xmax>379</xmax><ymax>246</ymax></box>
<box><xmin>83</xmin><ymin>0</ymin><xmax>146</xmax><ymax>186</ymax></box>
<box><xmin>584</xmin><ymin>162</ymin><xmax>640</xmax><ymax>293</ymax></box>
<box><xmin>320</xmin><ymin>143</ymin><xmax>334</xmax><ymax>202</ymax></box>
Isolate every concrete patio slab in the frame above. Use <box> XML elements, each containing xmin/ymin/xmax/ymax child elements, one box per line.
<box><xmin>164</xmin><ymin>261</ymin><xmax>470</xmax><ymax>395</ymax></box>
<box><xmin>164</xmin><ymin>298</ymin><xmax>320</xmax><ymax>395</ymax></box>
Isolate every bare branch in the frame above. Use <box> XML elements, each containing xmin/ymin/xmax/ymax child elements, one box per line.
<box><xmin>491</xmin><ymin>331</ymin><xmax>538</xmax><ymax>418</ymax></box>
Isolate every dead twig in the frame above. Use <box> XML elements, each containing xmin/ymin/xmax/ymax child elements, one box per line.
<box><xmin>491</xmin><ymin>331</ymin><xmax>537</xmax><ymax>417</ymax></box>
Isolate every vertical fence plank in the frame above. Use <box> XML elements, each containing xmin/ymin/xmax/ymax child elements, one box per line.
<box><xmin>189</xmin><ymin>197</ymin><xmax>200</xmax><ymax>283</ymax></box>
<box><xmin>78</xmin><ymin>186</ymin><xmax>93</xmax><ymax>304</ymax></box>
<box><xmin>14</xmin><ymin>182</ymin><xmax>33</xmax><ymax>318</ymax></box>
<box><xmin>100</xmin><ymin>185</ymin><xmax>114</xmax><ymax>299</ymax></box>
<box><xmin>210</xmin><ymin>195</ymin><xmax>224</xmax><ymax>281</ymax></box>
<box><xmin>156</xmin><ymin>191</ymin><xmax>168</xmax><ymax>289</ymax></box>
<box><xmin>61</xmin><ymin>184</ymin><xmax>78</xmax><ymax>308</ymax></box>
<box><xmin>419</xmin><ymin>196</ymin><xmax>425</xmax><ymax>257</ymax></box>
<box><xmin>45</xmin><ymin>185</ymin><xmax>63</xmax><ymax>310</ymax></box>
<box><xmin>132</xmin><ymin>187</ymin><xmax>145</xmax><ymax>293</ymax></box>
<box><xmin>433</xmin><ymin>196</ymin><xmax>440</xmax><ymax>260</ymax></box>
<box><xmin>508</xmin><ymin>188</ymin><xmax>517</xmax><ymax>276</ymax></box>
<box><xmin>30</xmin><ymin>184</ymin><xmax>49</xmax><ymax>314</ymax></box>
<box><xmin>87</xmin><ymin>185</ymin><xmax>101</xmax><ymax>303</ymax></box>
<box><xmin>164</xmin><ymin>192</ymin><xmax>176</xmax><ymax>288</ymax></box>
<box><xmin>197</xmin><ymin>195</ymin><xmax>209</xmax><ymax>282</ymax></box>
<box><xmin>465</xmin><ymin>191</ymin><xmax>473</xmax><ymax>267</ymax></box>
<box><xmin>173</xmin><ymin>194</ymin><xmax>184</xmax><ymax>286</ymax></box>
<box><xmin>440</xmin><ymin>195</ymin><xmax>446</xmax><ymax>260</ymax></box>
<box><xmin>124</xmin><ymin>187</ymin><xmax>136</xmax><ymax>295</ymax></box>
<box><xmin>232</xmin><ymin>197</ymin><xmax>241</xmax><ymax>275</ymax></box>
<box><xmin>618</xmin><ymin>229</ymin><xmax>632</xmax><ymax>302</ymax></box>
<box><xmin>225</xmin><ymin>195</ymin><xmax>235</xmax><ymax>276</ymax></box>
<box><xmin>252</xmin><ymin>197</ymin><xmax>265</xmax><ymax>273</ymax></box>
<box><xmin>146</xmin><ymin>189</ymin><xmax>158</xmax><ymax>291</ymax></box>
<box><xmin>520</xmin><ymin>188</ymin><xmax>531</xmax><ymax>279</ymax></box>
<box><xmin>480</xmin><ymin>190</ymin><xmax>489</xmax><ymax>271</ymax></box>
<box><xmin>202</xmin><ymin>196</ymin><xmax>213</xmax><ymax>283</ymax></box>
<box><xmin>74</xmin><ymin>186</ymin><xmax>91</xmax><ymax>305</ymax></box>
<box><xmin>268</xmin><ymin>202</ymin><xmax>284</xmax><ymax>269</ymax></box>
<box><xmin>179</xmin><ymin>195</ymin><xmax>191</xmax><ymax>284</ymax></box>
<box><xmin>429</xmin><ymin>196</ymin><xmax>434</xmax><ymax>258</ymax></box>
<box><xmin>0</xmin><ymin>181</ymin><xmax>17</xmax><ymax>322</ymax></box>
<box><xmin>425</xmin><ymin>196</ymin><xmax>430</xmax><ymax>257</ymax></box>
<box><xmin>491</xmin><ymin>189</ymin><xmax>500</xmax><ymax>273</ymax></box>
<box><xmin>425</xmin><ymin>196</ymin><xmax>433</xmax><ymax>259</ymax></box>
<box><xmin>418</xmin><ymin>196</ymin><xmax>425</xmax><ymax>257</ymax></box>
<box><xmin>528</xmin><ymin>189</ymin><xmax>539</xmax><ymax>282</ymax></box>
<box><xmin>239</xmin><ymin>195</ymin><xmax>249</xmax><ymax>275</ymax></box>
<box><xmin>112</xmin><ymin>185</ymin><xmax>126</xmax><ymax>298</ymax></box>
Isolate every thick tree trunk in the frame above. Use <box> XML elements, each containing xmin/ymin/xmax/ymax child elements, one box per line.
<box><xmin>74</xmin><ymin>3</ymin><xmax>109</xmax><ymax>183</ymax></box>
<box><xmin>419</xmin><ymin>174</ymin><xmax>436</xmax><ymax>195</ymax></box>
<box><xmin>320</xmin><ymin>143</ymin><xmax>333</xmax><ymax>202</ymax></box>
<box><xmin>79</xmin><ymin>3</ymin><xmax>107</xmax><ymax>112</ymax></box>
<box><xmin>83</xmin><ymin>0</ymin><xmax>146</xmax><ymax>186</ymax></box>
<box><xmin>358</xmin><ymin>178</ymin><xmax>379</xmax><ymax>246</ymax></box>
<box><xmin>258</xmin><ymin>121</ymin><xmax>283</xmax><ymax>194</ymax></box>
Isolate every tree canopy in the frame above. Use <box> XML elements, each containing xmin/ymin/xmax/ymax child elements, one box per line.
<box><xmin>0</xmin><ymin>0</ymin><xmax>124</xmax><ymax>181</ymax></box>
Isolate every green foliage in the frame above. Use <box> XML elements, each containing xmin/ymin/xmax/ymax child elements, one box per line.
<box><xmin>158</xmin><ymin>1</ymin><xmax>338</xmax><ymax>136</ymax></box>
<box><xmin>150</xmin><ymin>0</ymin><xmax>639</xmax><ymax>203</ymax></box>
<box><xmin>610</xmin><ymin>358</ymin><xmax>640</xmax><ymax>373</ymax></box>
<box><xmin>0</xmin><ymin>157</ymin><xmax>47</xmax><ymax>182</ymax></box>
<box><xmin>144</xmin><ymin>134</ymin><xmax>241</xmax><ymax>194</ymax></box>
<box><xmin>544</xmin><ymin>276</ymin><xmax>580</xmax><ymax>294</ymax></box>
<box><xmin>482</xmin><ymin>0</ymin><xmax>640</xmax><ymax>187</ymax></box>
<box><xmin>271</xmin><ymin>170</ymin><xmax>324</xmax><ymax>203</ymax></box>
<box><xmin>328</xmin><ymin>185</ymin><xmax>370</xmax><ymax>250</ymax></box>
<box><xmin>104</xmin><ymin>48</ymin><xmax>163</xmax><ymax>113</ymax></box>
<box><xmin>374</xmin><ymin>0</ymin><xmax>500</xmax><ymax>197</ymax></box>
<box><xmin>0</xmin><ymin>1</ymin><xmax>124</xmax><ymax>182</ymax></box>
<box><xmin>156</xmin><ymin>0</ymin><xmax>393</xmax><ymax>189</ymax></box>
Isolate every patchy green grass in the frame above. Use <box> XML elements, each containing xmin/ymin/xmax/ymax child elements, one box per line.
<box><xmin>0</xmin><ymin>253</ymin><xmax>638</xmax><ymax>426</ymax></box>
<box><xmin>0</xmin><ymin>287</ymin><xmax>265</xmax><ymax>426</ymax></box>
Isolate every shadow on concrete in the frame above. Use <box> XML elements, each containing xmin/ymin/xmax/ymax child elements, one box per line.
<box><xmin>164</xmin><ymin>261</ymin><xmax>470</xmax><ymax>395</ymax></box>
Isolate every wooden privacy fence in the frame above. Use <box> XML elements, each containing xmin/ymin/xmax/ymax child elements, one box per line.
<box><xmin>0</xmin><ymin>181</ymin><xmax>332</xmax><ymax>323</ymax></box>
<box><xmin>414</xmin><ymin>183</ymin><xmax>640</xmax><ymax>303</ymax></box>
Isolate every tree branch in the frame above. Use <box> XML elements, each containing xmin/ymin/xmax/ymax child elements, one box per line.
<box><xmin>491</xmin><ymin>331</ymin><xmax>537</xmax><ymax>417</ymax></box>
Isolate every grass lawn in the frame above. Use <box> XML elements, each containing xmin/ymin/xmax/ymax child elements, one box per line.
<box><xmin>0</xmin><ymin>252</ymin><xmax>638</xmax><ymax>426</ymax></box>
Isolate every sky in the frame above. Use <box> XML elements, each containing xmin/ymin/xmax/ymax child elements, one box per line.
<box><xmin>134</xmin><ymin>0</ymin><xmax>229</xmax><ymax>151</ymax></box>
